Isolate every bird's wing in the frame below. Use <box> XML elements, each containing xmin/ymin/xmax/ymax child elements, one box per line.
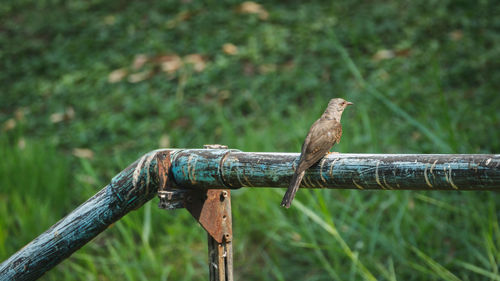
<box><xmin>334</xmin><ymin>122</ymin><xmax>342</xmax><ymax>144</ymax></box>
<box><xmin>297</xmin><ymin>120</ymin><xmax>342</xmax><ymax>173</ymax></box>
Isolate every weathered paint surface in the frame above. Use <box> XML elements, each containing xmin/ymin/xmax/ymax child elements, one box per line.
<box><xmin>170</xmin><ymin>149</ymin><xmax>238</xmax><ymax>189</ymax></box>
<box><xmin>171</xmin><ymin>151</ymin><xmax>500</xmax><ymax>190</ymax></box>
<box><xmin>0</xmin><ymin>150</ymin><xmax>169</xmax><ymax>280</ymax></box>
<box><xmin>2</xmin><ymin>149</ymin><xmax>499</xmax><ymax>280</ymax></box>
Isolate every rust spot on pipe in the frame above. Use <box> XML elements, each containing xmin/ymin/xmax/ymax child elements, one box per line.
<box><xmin>156</xmin><ymin>150</ymin><xmax>172</xmax><ymax>191</ymax></box>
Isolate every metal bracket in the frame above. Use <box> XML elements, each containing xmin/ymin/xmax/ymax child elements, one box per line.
<box><xmin>185</xmin><ymin>189</ymin><xmax>232</xmax><ymax>243</ymax></box>
<box><xmin>158</xmin><ymin>190</ymin><xmax>187</xmax><ymax>210</ymax></box>
<box><xmin>157</xmin><ymin>145</ymin><xmax>234</xmax><ymax>281</ymax></box>
<box><xmin>158</xmin><ymin>188</ymin><xmax>232</xmax><ymax>243</ymax></box>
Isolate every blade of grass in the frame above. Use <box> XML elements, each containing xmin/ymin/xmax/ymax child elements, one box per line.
<box><xmin>388</xmin><ymin>257</ymin><xmax>397</xmax><ymax>281</ymax></box>
<box><xmin>290</xmin><ymin>196</ymin><xmax>377</xmax><ymax>281</ymax></box>
<box><xmin>454</xmin><ymin>260</ymin><xmax>500</xmax><ymax>281</ymax></box>
<box><xmin>413</xmin><ymin>193</ymin><xmax>459</xmax><ymax>212</ymax></box>
<box><xmin>484</xmin><ymin>221</ymin><xmax>499</xmax><ymax>277</ymax></box>
<box><xmin>263</xmin><ymin>251</ymin><xmax>285</xmax><ymax>281</ymax></box>
<box><xmin>142</xmin><ymin>202</ymin><xmax>152</xmax><ymax>245</ymax></box>
<box><xmin>410</xmin><ymin>245</ymin><xmax>462</xmax><ymax>281</ymax></box>
<box><xmin>375</xmin><ymin>257</ymin><xmax>398</xmax><ymax>281</ymax></box>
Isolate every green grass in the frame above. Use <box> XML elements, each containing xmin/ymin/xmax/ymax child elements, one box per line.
<box><xmin>1</xmin><ymin>0</ymin><xmax>499</xmax><ymax>280</ymax></box>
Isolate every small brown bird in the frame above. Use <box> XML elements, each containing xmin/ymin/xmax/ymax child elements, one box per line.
<box><xmin>281</xmin><ymin>98</ymin><xmax>353</xmax><ymax>208</ymax></box>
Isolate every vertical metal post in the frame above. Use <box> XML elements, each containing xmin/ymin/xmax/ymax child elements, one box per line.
<box><xmin>206</xmin><ymin>190</ymin><xmax>233</xmax><ymax>281</ymax></box>
<box><xmin>184</xmin><ymin>189</ymin><xmax>233</xmax><ymax>281</ymax></box>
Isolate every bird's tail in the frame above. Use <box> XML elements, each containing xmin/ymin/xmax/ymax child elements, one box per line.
<box><xmin>281</xmin><ymin>170</ymin><xmax>306</xmax><ymax>208</ymax></box>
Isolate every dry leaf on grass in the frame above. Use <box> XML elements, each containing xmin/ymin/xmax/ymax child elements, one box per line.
<box><xmin>172</xmin><ymin>117</ymin><xmax>190</xmax><ymax>128</ymax></box>
<box><xmin>158</xmin><ymin>55</ymin><xmax>183</xmax><ymax>74</ymax></box>
<box><xmin>259</xmin><ymin>64</ymin><xmax>276</xmax><ymax>74</ymax></box>
<box><xmin>449</xmin><ymin>30</ymin><xmax>463</xmax><ymax>41</ymax></box>
<box><xmin>50</xmin><ymin>113</ymin><xmax>64</xmax><ymax>123</ymax></box>
<box><xmin>73</xmin><ymin>148</ymin><xmax>94</xmax><ymax>159</ymax></box>
<box><xmin>223</xmin><ymin>43</ymin><xmax>238</xmax><ymax>55</ymax></box>
<box><xmin>132</xmin><ymin>54</ymin><xmax>149</xmax><ymax>70</ymax></box>
<box><xmin>238</xmin><ymin>1</ymin><xmax>269</xmax><ymax>20</ymax></box>
<box><xmin>3</xmin><ymin>118</ymin><xmax>16</xmax><ymax>131</ymax></box>
<box><xmin>17</xmin><ymin>138</ymin><xmax>26</xmax><ymax>150</ymax></box>
<box><xmin>14</xmin><ymin>108</ymin><xmax>26</xmax><ymax>121</ymax></box>
<box><xmin>128</xmin><ymin>70</ymin><xmax>153</xmax><ymax>83</ymax></box>
<box><xmin>395</xmin><ymin>48</ymin><xmax>411</xmax><ymax>57</ymax></box>
<box><xmin>184</xmin><ymin>54</ymin><xmax>206</xmax><ymax>72</ymax></box>
<box><xmin>372</xmin><ymin>49</ymin><xmax>395</xmax><ymax>61</ymax></box>
<box><xmin>166</xmin><ymin>11</ymin><xmax>192</xmax><ymax>29</ymax></box>
<box><xmin>110</xmin><ymin>53</ymin><xmax>208</xmax><ymax>82</ymax></box>
<box><xmin>65</xmin><ymin>107</ymin><xmax>75</xmax><ymax>120</ymax></box>
<box><xmin>108</xmin><ymin>68</ymin><xmax>128</xmax><ymax>83</ymax></box>
<box><xmin>50</xmin><ymin>107</ymin><xmax>75</xmax><ymax>123</ymax></box>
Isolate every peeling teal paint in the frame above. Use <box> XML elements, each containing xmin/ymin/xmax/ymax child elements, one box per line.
<box><xmin>170</xmin><ymin>151</ymin><xmax>500</xmax><ymax>191</ymax></box>
<box><xmin>0</xmin><ymin>150</ymin><xmax>165</xmax><ymax>280</ymax></box>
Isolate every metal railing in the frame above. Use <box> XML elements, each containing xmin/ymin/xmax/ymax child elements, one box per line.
<box><xmin>1</xmin><ymin>146</ymin><xmax>499</xmax><ymax>280</ymax></box>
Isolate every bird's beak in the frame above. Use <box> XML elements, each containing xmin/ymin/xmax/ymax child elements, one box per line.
<box><xmin>346</xmin><ymin>101</ymin><xmax>354</xmax><ymax>106</ymax></box>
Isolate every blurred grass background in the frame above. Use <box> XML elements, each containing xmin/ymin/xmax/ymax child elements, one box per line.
<box><xmin>1</xmin><ymin>0</ymin><xmax>499</xmax><ymax>280</ymax></box>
